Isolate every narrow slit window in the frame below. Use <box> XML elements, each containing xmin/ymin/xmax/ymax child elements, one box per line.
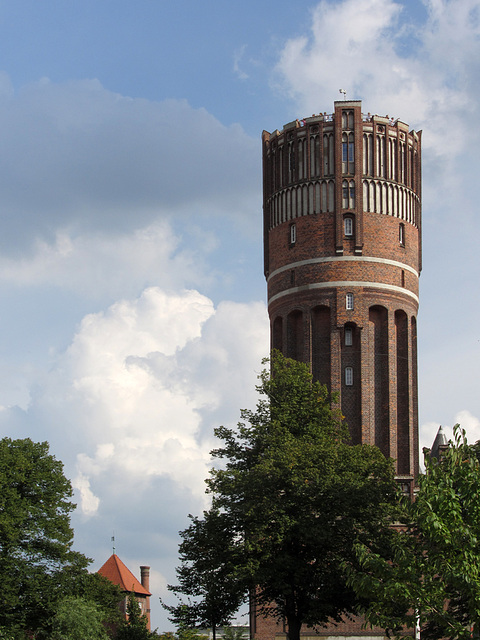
<box><xmin>345</xmin><ymin>367</ymin><xmax>354</xmax><ymax>386</ymax></box>
<box><xmin>290</xmin><ymin>223</ymin><xmax>296</xmax><ymax>245</ymax></box>
<box><xmin>342</xmin><ymin>180</ymin><xmax>349</xmax><ymax>208</ymax></box>
<box><xmin>349</xmin><ymin>180</ymin><xmax>355</xmax><ymax>208</ymax></box>
<box><xmin>344</xmin><ymin>217</ymin><xmax>353</xmax><ymax>237</ymax></box>
<box><xmin>399</xmin><ymin>222</ymin><xmax>405</xmax><ymax>246</ymax></box>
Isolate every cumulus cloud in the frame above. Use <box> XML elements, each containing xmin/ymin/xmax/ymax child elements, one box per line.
<box><xmin>454</xmin><ymin>410</ymin><xmax>480</xmax><ymax>441</ymax></box>
<box><xmin>6</xmin><ymin>287</ymin><xmax>268</xmax><ymax>516</ymax></box>
<box><xmin>0</xmin><ymin>76</ymin><xmax>260</xmax><ymax>253</ymax></box>
<box><xmin>0</xmin><ymin>221</ymin><xmax>210</xmax><ymax>299</ymax></box>
<box><xmin>273</xmin><ymin>0</ymin><xmax>480</xmax><ymax>161</ymax></box>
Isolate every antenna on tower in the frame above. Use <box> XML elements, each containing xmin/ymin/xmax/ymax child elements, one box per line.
<box><xmin>111</xmin><ymin>533</ymin><xmax>116</xmax><ymax>555</ymax></box>
<box><xmin>339</xmin><ymin>89</ymin><xmax>347</xmax><ymax>100</ymax></box>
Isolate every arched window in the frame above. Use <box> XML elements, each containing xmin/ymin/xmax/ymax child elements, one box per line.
<box><xmin>298</xmin><ymin>139</ymin><xmax>304</xmax><ymax>180</ymax></box>
<box><xmin>345</xmin><ymin>326</ymin><xmax>353</xmax><ymax>346</ymax></box>
<box><xmin>363</xmin><ymin>133</ymin><xmax>373</xmax><ymax>175</ymax></box>
<box><xmin>376</xmin><ymin>135</ymin><xmax>386</xmax><ymax>177</ymax></box>
<box><xmin>342</xmin><ymin>132</ymin><xmax>355</xmax><ymax>173</ymax></box>
<box><xmin>344</xmin><ymin>216</ymin><xmax>353</xmax><ymax>237</ymax></box>
<box><xmin>345</xmin><ymin>367</ymin><xmax>354</xmax><ymax>386</ymax></box>
<box><xmin>288</xmin><ymin>141</ymin><xmax>295</xmax><ymax>183</ymax></box>
<box><xmin>323</xmin><ymin>134</ymin><xmax>334</xmax><ymax>175</ymax></box>
<box><xmin>342</xmin><ymin>109</ymin><xmax>354</xmax><ymax>130</ymax></box>
<box><xmin>342</xmin><ymin>180</ymin><xmax>355</xmax><ymax>209</ymax></box>
<box><xmin>342</xmin><ymin>180</ymin><xmax>348</xmax><ymax>209</ymax></box>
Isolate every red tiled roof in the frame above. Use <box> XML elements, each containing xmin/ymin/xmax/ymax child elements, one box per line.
<box><xmin>97</xmin><ymin>554</ymin><xmax>151</xmax><ymax>596</ymax></box>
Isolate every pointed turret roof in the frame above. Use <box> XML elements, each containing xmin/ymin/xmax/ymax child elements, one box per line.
<box><xmin>97</xmin><ymin>554</ymin><xmax>151</xmax><ymax>596</ymax></box>
<box><xmin>430</xmin><ymin>425</ymin><xmax>448</xmax><ymax>460</ymax></box>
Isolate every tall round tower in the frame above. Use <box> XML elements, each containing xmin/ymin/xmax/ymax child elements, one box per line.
<box><xmin>263</xmin><ymin>100</ymin><xmax>421</xmax><ymax>486</ymax></box>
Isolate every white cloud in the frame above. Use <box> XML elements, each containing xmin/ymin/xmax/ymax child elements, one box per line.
<box><xmin>273</xmin><ymin>0</ymin><xmax>480</xmax><ymax>162</ymax></box>
<box><xmin>10</xmin><ymin>287</ymin><xmax>269</xmax><ymax>517</ymax></box>
<box><xmin>0</xmin><ymin>221</ymin><xmax>209</xmax><ymax>299</ymax></box>
<box><xmin>454</xmin><ymin>410</ymin><xmax>480</xmax><ymax>442</ymax></box>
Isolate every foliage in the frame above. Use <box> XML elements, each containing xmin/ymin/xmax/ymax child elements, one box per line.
<box><xmin>0</xmin><ymin>437</ymin><xmax>93</xmax><ymax>636</ymax></box>
<box><xmin>50</xmin><ymin>596</ymin><xmax>110</xmax><ymax>640</ymax></box>
<box><xmin>0</xmin><ymin>627</ymin><xmax>24</xmax><ymax>640</ymax></box>
<box><xmin>115</xmin><ymin>591</ymin><xmax>152</xmax><ymax>640</ymax></box>
<box><xmin>176</xmin><ymin>626</ymin><xmax>209</xmax><ymax>640</ymax></box>
<box><xmin>164</xmin><ymin>508</ymin><xmax>246</xmax><ymax>640</ymax></box>
<box><xmin>155</xmin><ymin>630</ymin><xmax>207</xmax><ymax>640</ymax></box>
<box><xmin>172</xmin><ymin>352</ymin><xmax>399</xmax><ymax>640</ymax></box>
<box><xmin>71</xmin><ymin>571</ymin><xmax>124</xmax><ymax>629</ymax></box>
<box><xmin>347</xmin><ymin>425</ymin><xmax>480</xmax><ymax>640</ymax></box>
<box><xmin>222</xmin><ymin>626</ymin><xmax>247</xmax><ymax>640</ymax></box>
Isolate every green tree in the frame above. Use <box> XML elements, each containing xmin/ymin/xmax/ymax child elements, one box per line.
<box><xmin>175</xmin><ymin>352</ymin><xmax>399</xmax><ymax>640</ymax></box>
<box><xmin>72</xmin><ymin>571</ymin><xmax>124</xmax><ymax>629</ymax></box>
<box><xmin>0</xmin><ymin>437</ymin><xmax>92</xmax><ymax>636</ymax></box>
<box><xmin>348</xmin><ymin>426</ymin><xmax>480</xmax><ymax>640</ymax></box>
<box><xmin>175</xmin><ymin>626</ymin><xmax>208</xmax><ymax>640</ymax></box>
<box><xmin>50</xmin><ymin>596</ymin><xmax>110</xmax><ymax>640</ymax></box>
<box><xmin>222</xmin><ymin>626</ymin><xmax>247</xmax><ymax>640</ymax></box>
<box><xmin>156</xmin><ymin>633</ymin><xmax>176</xmax><ymax>640</ymax></box>
<box><xmin>115</xmin><ymin>591</ymin><xmax>151</xmax><ymax>640</ymax></box>
<box><xmin>164</xmin><ymin>509</ymin><xmax>246</xmax><ymax>640</ymax></box>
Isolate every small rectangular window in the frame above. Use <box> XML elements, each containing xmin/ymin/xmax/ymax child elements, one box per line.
<box><xmin>344</xmin><ymin>217</ymin><xmax>353</xmax><ymax>236</ymax></box>
<box><xmin>399</xmin><ymin>223</ymin><xmax>405</xmax><ymax>246</ymax></box>
<box><xmin>345</xmin><ymin>327</ymin><xmax>353</xmax><ymax>346</ymax></box>
<box><xmin>290</xmin><ymin>223</ymin><xmax>296</xmax><ymax>245</ymax></box>
<box><xmin>346</xmin><ymin>293</ymin><xmax>354</xmax><ymax>310</ymax></box>
<box><xmin>345</xmin><ymin>367</ymin><xmax>354</xmax><ymax>386</ymax></box>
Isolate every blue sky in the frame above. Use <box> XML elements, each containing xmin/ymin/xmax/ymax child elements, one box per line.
<box><xmin>0</xmin><ymin>0</ymin><xmax>479</xmax><ymax>631</ymax></box>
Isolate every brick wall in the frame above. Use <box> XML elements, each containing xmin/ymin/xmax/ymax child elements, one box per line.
<box><xmin>255</xmin><ymin>101</ymin><xmax>421</xmax><ymax>640</ymax></box>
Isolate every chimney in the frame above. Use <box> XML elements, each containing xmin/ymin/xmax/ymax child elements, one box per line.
<box><xmin>140</xmin><ymin>565</ymin><xmax>150</xmax><ymax>592</ymax></box>
<box><xmin>140</xmin><ymin>566</ymin><xmax>151</xmax><ymax>630</ymax></box>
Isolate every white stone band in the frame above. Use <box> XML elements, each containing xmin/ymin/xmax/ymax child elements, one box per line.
<box><xmin>268</xmin><ymin>281</ymin><xmax>420</xmax><ymax>306</ymax></box>
<box><xmin>267</xmin><ymin>255</ymin><xmax>419</xmax><ymax>281</ymax></box>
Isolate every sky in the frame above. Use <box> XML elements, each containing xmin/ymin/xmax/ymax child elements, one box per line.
<box><xmin>0</xmin><ymin>0</ymin><xmax>480</xmax><ymax>631</ymax></box>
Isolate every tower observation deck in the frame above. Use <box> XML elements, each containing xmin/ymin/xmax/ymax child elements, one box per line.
<box><xmin>262</xmin><ymin>100</ymin><xmax>421</xmax><ymax>486</ymax></box>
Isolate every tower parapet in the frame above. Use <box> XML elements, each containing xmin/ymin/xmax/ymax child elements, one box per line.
<box><xmin>263</xmin><ymin>100</ymin><xmax>421</xmax><ymax>484</ymax></box>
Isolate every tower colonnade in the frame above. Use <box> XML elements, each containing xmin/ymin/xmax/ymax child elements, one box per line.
<box><xmin>262</xmin><ymin>100</ymin><xmax>421</xmax><ymax>489</ymax></box>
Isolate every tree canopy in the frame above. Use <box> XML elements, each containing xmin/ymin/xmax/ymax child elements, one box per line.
<box><xmin>0</xmin><ymin>437</ymin><xmax>111</xmax><ymax>638</ymax></box>
<box><xmin>164</xmin><ymin>509</ymin><xmax>246</xmax><ymax>640</ymax></box>
<box><xmin>170</xmin><ymin>352</ymin><xmax>399</xmax><ymax>640</ymax></box>
<box><xmin>347</xmin><ymin>426</ymin><xmax>480</xmax><ymax>640</ymax></box>
<box><xmin>50</xmin><ymin>596</ymin><xmax>110</xmax><ymax>640</ymax></box>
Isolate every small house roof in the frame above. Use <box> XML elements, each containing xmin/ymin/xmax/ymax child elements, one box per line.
<box><xmin>97</xmin><ymin>554</ymin><xmax>151</xmax><ymax>596</ymax></box>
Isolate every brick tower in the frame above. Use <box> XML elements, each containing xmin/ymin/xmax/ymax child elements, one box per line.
<box><xmin>262</xmin><ymin>100</ymin><xmax>421</xmax><ymax>490</ymax></box>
